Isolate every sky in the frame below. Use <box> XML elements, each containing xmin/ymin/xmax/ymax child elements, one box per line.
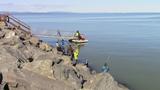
<box><xmin>0</xmin><ymin>0</ymin><xmax>160</xmax><ymax>13</ymax></box>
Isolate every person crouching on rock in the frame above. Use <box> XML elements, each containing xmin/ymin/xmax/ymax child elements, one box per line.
<box><xmin>56</xmin><ymin>41</ymin><xmax>61</xmax><ymax>51</ymax></box>
<box><xmin>101</xmin><ymin>62</ymin><xmax>109</xmax><ymax>73</ymax></box>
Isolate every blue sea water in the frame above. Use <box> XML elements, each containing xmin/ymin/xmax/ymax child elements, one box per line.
<box><xmin>14</xmin><ymin>13</ymin><xmax>160</xmax><ymax>90</ymax></box>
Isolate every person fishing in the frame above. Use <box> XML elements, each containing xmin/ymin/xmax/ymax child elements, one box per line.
<box><xmin>101</xmin><ymin>62</ymin><xmax>109</xmax><ymax>73</ymax></box>
<box><xmin>57</xmin><ymin>30</ymin><xmax>61</xmax><ymax>37</ymax></box>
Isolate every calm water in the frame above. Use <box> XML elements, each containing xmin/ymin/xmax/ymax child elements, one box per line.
<box><xmin>14</xmin><ymin>13</ymin><xmax>160</xmax><ymax>90</ymax></box>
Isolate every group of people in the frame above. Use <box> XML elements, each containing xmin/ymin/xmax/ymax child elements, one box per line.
<box><xmin>56</xmin><ymin>30</ymin><xmax>109</xmax><ymax>72</ymax></box>
<box><xmin>56</xmin><ymin>38</ymin><xmax>80</xmax><ymax>66</ymax></box>
<box><xmin>56</xmin><ymin>30</ymin><xmax>83</xmax><ymax>65</ymax></box>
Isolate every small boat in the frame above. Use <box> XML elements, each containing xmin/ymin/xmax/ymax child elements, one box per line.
<box><xmin>69</xmin><ymin>33</ymin><xmax>88</xmax><ymax>43</ymax></box>
<box><xmin>69</xmin><ymin>39</ymin><xmax>88</xmax><ymax>43</ymax></box>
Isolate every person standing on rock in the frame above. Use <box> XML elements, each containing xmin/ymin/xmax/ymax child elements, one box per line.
<box><xmin>72</xmin><ymin>47</ymin><xmax>80</xmax><ymax>66</ymax></box>
<box><xmin>60</xmin><ymin>39</ymin><xmax>65</xmax><ymax>54</ymax></box>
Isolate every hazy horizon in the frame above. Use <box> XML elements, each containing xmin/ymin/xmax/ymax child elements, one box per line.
<box><xmin>0</xmin><ymin>11</ymin><xmax>160</xmax><ymax>14</ymax></box>
<box><xmin>1</xmin><ymin>0</ymin><xmax>160</xmax><ymax>13</ymax></box>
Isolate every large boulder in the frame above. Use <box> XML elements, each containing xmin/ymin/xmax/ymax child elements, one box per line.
<box><xmin>84</xmin><ymin>73</ymin><xmax>129</xmax><ymax>90</ymax></box>
<box><xmin>29</xmin><ymin>37</ymin><xmax>40</xmax><ymax>46</ymax></box>
<box><xmin>0</xmin><ymin>30</ymin><xmax>5</xmax><ymax>39</ymax></box>
<box><xmin>5</xmin><ymin>30</ymin><xmax>16</xmax><ymax>39</ymax></box>
<box><xmin>39</xmin><ymin>42</ymin><xmax>52</xmax><ymax>51</ymax></box>
<box><xmin>0</xmin><ymin>35</ymin><xmax>24</xmax><ymax>49</ymax></box>
<box><xmin>0</xmin><ymin>46</ymin><xmax>18</xmax><ymax>71</ymax></box>
<box><xmin>4</xmin><ymin>67</ymin><xmax>75</xmax><ymax>90</ymax></box>
<box><xmin>23</xmin><ymin>45</ymin><xmax>55</xmax><ymax>61</ymax></box>
<box><xmin>75</xmin><ymin>64</ymin><xmax>92</xmax><ymax>80</ymax></box>
<box><xmin>53</xmin><ymin>63</ymin><xmax>83</xmax><ymax>89</ymax></box>
<box><xmin>0</xmin><ymin>22</ymin><xmax>6</xmax><ymax>28</ymax></box>
<box><xmin>23</xmin><ymin>60</ymin><xmax>54</xmax><ymax>79</ymax></box>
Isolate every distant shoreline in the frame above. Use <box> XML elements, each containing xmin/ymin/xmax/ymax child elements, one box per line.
<box><xmin>1</xmin><ymin>11</ymin><xmax>160</xmax><ymax>14</ymax></box>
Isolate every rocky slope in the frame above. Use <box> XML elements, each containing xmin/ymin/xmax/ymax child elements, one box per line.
<box><xmin>0</xmin><ymin>24</ymin><xmax>129</xmax><ymax>90</ymax></box>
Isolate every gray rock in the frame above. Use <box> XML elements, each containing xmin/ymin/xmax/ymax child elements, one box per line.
<box><xmin>5</xmin><ymin>30</ymin><xmax>16</xmax><ymax>39</ymax></box>
<box><xmin>0</xmin><ymin>24</ymin><xmax>129</xmax><ymax>90</ymax></box>
<box><xmin>53</xmin><ymin>64</ymin><xmax>83</xmax><ymax>89</ymax></box>
<box><xmin>75</xmin><ymin>64</ymin><xmax>92</xmax><ymax>80</ymax></box>
<box><xmin>0</xmin><ymin>31</ymin><xmax>5</xmax><ymax>39</ymax></box>
<box><xmin>84</xmin><ymin>73</ymin><xmax>129</xmax><ymax>90</ymax></box>
<box><xmin>29</xmin><ymin>37</ymin><xmax>40</xmax><ymax>46</ymax></box>
<box><xmin>5</xmin><ymin>68</ymin><xmax>75</xmax><ymax>90</ymax></box>
<box><xmin>0</xmin><ymin>36</ymin><xmax>24</xmax><ymax>49</ymax></box>
<box><xmin>39</xmin><ymin>42</ymin><xmax>52</xmax><ymax>51</ymax></box>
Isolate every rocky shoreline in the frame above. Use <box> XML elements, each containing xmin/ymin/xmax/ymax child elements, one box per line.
<box><xmin>0</xmin><ymin>22</ymin><xmax>129</xmax><ymax>90</ymax></box>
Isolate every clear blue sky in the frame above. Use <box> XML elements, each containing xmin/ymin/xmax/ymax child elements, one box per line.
<box><xmin>0</xmin><ymin>0</ymin><xmax>160</xmax><ymax>12</ymax></box>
